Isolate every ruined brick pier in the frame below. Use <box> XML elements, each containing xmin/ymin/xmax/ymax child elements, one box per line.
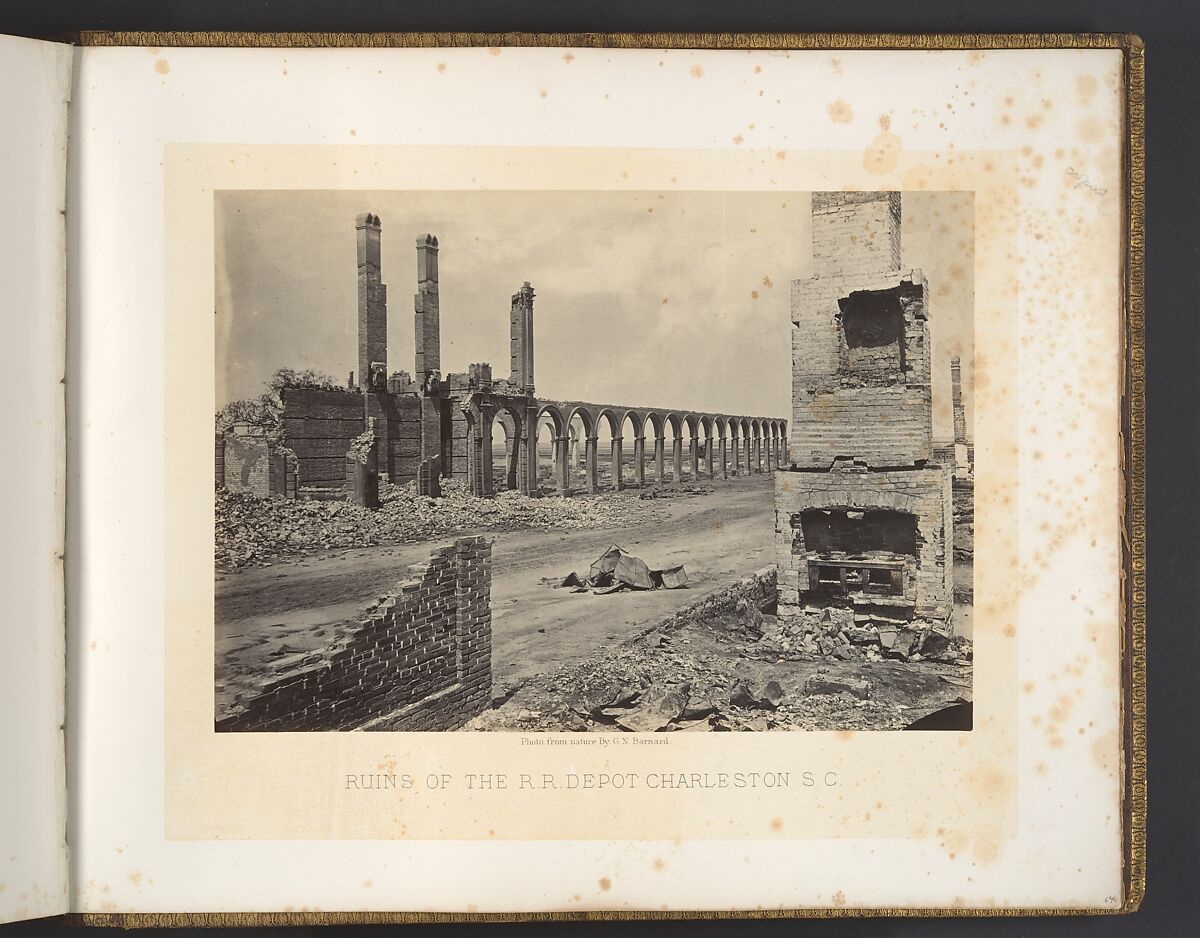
<box><xmin>775</xmin><ymin>192</ymin><xmax>956</xmax><ymax>624</ymax></box>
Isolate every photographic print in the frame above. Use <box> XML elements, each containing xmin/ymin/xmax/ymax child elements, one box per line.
<box><xmin>213</xmin><ymin>188</ymin><xmax>974</xmax><ymax>734</ymax></box>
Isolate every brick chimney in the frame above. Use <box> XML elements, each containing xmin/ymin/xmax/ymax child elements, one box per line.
<box><xmin>356</xmin><ymin>213</ymin><xmax>387</xmax><ymax>390</ymax></box>
<box><xmin>810</xmin><ymin>191</ymin><xmax>902</xmax><ymax>282</ymax></box>
<box><xmin>509</xmin><ymin>281</ymin><xmax>535</xmax><ymax>393</ymax></box>
<box><xmin>788</xmin><ymin>192</ymin><xmax>932</xmax><ymax>468</ymax></box>
<box><xmin>951</xmin><ymin>356</ymin><xmax>967</xmax><ymax>444</ymax></box>
<box><xmin>414</xmin><ymin>234</ymin><xmax>441</xmax><ymax>388</ymax></box>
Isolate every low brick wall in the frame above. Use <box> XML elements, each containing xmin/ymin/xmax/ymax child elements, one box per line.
<box><xmin>652</xmin><ymin>565</ymin><xmax>778</xmax><ymax>633</ymax></box>
<box><xmin>217</xmin><ymin>536</ymin><xmax>492</xmax><ymax>732</ymax></box>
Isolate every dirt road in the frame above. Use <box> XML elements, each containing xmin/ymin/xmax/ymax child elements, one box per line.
<box><xmin>216</xmin><ymin>476</ymin><xmax>776</xmax><ymax>690</ymax></box>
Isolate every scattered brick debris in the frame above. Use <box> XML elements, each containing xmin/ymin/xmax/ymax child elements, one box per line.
<box><xmin>215</xmin><ymin>479</ymin><xmax>667</xmax><ymax>571</ymax></box>
<box><xmin>466</xmin><ymin>597</ymin><xmax>972</xmax><ymax>733</ymax></box>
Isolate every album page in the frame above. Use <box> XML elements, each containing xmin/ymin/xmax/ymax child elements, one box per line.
<box><xmin>68</xmin><ymin>41</ymin><xmax>1132</xmax><ymax>915</ymax></box>
<box><xmin>0</xmin><ymin>32</ymin><xmax>72</xmax><ymax>925</ymax></box>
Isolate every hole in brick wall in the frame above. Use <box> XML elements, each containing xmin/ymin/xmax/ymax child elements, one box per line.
<box><xmin>796</xmin><ymin>508</ymin><xmax>918</xmax><ymax>557</ymax></box>
<box><xmin>841</xmin><ymin>298</ymin><xmax>901</xmax><ymax>349</ymax></box>
<box><xmin>837</xmin><ymin>287</ymin><xmax>908</xmax><ymax>377</ymax></box>
<box><xmin>816</xmin><ymin>565</ymin><xmax>842</xmax><ymax>585</ymax></box>
<box><xmin>867</xmin><ymin>567</ymin><xmax>894</xmax><ymax>587</ymax></box>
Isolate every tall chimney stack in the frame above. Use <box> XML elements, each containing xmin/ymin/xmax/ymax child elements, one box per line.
<box><xmin>509</xmin><ymin>281</ymin><xmax>535</xmax><ymax>392</ymax></box>
<box><xmin>951</xmin><ymin>356</ymin><xmax>966</xmax><ymax>444</ymax></box>
<box><xmin>414</xmin><ymin>234</ymin><xmax>441</xmax><ymax>388</ymax></box>
<box><xmin>355</xmin><ymin>213</ymin><xmax>387</xmax><ymax>390</ymax></box>
<box><xmin>810</xmin><ymin>191</ymin><xmax>902</xmax><ymax>281</ymax></box>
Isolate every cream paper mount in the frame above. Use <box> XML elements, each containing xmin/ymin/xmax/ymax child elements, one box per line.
<box><xmin>57</xmin><ymin>33</ymin><xmax>1144</xmax><ymax>921</ymax></box>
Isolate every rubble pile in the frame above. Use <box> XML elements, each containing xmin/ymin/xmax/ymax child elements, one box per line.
<box><xmin>215</xmin><ymin>480</ymin><xmax>665</xmax><ymax>571</ymax></box>
<box><xmin>638</xmin><ymin>484</ymin><xmax>715</xmax><ymax>500</ymax></box>
<box><xmin>755</xmin><ymin>604</ymin><xmax>973</xmax><ymax>666</ymax></box>
<box><xmin>468</xmin><ymin>615</ymin><xmax>970</xmax><ymax>733</ymax></box>
<box><xmin>347</xmin><ymin>428</ymin><xmax>377</xmax><ymax>463</ymax></box>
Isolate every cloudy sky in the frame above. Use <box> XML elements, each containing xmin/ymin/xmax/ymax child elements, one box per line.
<box><xmin>216</xmin><ymin>189</ymin><xmax>973</xmax><ymax>439</ymax></box>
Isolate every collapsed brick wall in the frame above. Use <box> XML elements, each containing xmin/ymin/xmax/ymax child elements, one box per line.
<box><xmin>216</xmin><ymin>536</ymin><xmax>492</xmax><ymax>732</ymax></box>
<box><xmin>217</xmin><ymin>428</ymin><xmax>297</xmax><ymax>498</ymax></box>
<box><xmin>220</xmin><ymin>431</ymin><xmax>272</xmax><ymax>494</ymax></box>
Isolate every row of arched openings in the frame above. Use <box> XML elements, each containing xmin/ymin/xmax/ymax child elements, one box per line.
<box><xmin>488</xmin><ymin>405</ymin><xmax>787</xmax><ymax>496</ymax></box>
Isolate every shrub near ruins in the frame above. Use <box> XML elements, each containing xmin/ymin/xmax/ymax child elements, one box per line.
<box><xmin>215</xmin><ymin>367</ymin><xmax>351</xmax><ymax>441</ymax></box>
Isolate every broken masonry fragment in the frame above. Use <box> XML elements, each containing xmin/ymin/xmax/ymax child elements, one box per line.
<box><xmin>613</xmin><ymin>682</ymin><xmax>692</xmax><ymax>732</ymax></box>
<box><xmin>729</xmin><ymin>679</ymin><xmax>784</xmax><ymax>710</ymax></box>
<box><xmin>654</xmin><ymin>565</ymin><xmax>690</xmax><ymax>589</ymax></box>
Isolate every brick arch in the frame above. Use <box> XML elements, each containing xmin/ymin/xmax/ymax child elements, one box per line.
<box><xmin>499</xmin><ymin>399</ymin><xmax>525</xmax><ymax>429</ymax></box>
<box><xmin>566</xmin><ymin>404</ymin><xmax>595</xmax><ymax>438</ymax></box>
<box><xmin>535</xmin><ymin>403</ymin><xmax>566</xmax><ymax>436</ymax></box>
<box><xmin>695</xmin><ymin>416</ymin><xmax>716</xmax><ymax>478</ymax></box>
<box><xmin>596</xmin><ymin>407</ymin><xmax>623</xmax><ymax>438</ymax></box>
<box><xmin>620</xmin><ymin>409</ymin><xmax>645</xmax><ymax>438</ymax></box>
<box><xmin>460</xmin><ymin>399</ymin><xmax>499</xmax><ymax>497</ymax></box>
<box><xmin>796</xmin><ymin>489</ymin><xmax>924</xmax><ymax>516</ymax></box>
<box><xmin>494</xmin><ymin>407</ymin><xmax>521</xmax><ymax>491</ymax></box>
<box><xmin>531</xmin><ymin>404</ymin><xmax>568</xmax><ymax>497</ymax></box>
<box><xmin>596</xmin><ymin>407</ymin><xmax>627</xmax><ymax>492</ymax></box>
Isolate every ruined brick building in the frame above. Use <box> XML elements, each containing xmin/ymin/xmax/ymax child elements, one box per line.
<box><xmin>775</xmin><ymin>192</ymin><xmax>966</xmax><ymax>626</ymax></box>
<box><xmin>227</xmin><ymin>212</ymin><xmax>786</xmax><ymax>501</ymax></box>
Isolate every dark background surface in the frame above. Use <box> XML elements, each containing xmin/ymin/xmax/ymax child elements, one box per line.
<box><xmin>1</xmin><ymin>1</ymin><xmax>1195</xmax><ymax>936</ymax></box>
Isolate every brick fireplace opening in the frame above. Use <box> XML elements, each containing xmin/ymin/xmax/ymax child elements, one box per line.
<box><xmin>797</xmin><ymin>507</ymin><xmax>918</xmax><ymax>557</ymax></box>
